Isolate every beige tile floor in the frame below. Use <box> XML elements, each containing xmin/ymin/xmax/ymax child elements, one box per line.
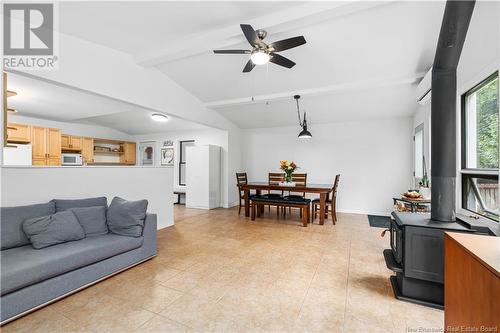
<box><xmin>2</xmin><ymin>206</ymin><xmax>443</xmax><ymax>333</ymax></box>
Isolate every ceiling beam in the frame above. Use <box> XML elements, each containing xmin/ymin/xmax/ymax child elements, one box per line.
<box><xmin>205</xmin><ymin>73</ymin><xmax>426</xmax><ymax>109</ymax></box>
<box><xmin>135</xmin><ymin>1</ymin><xmax>392</xmax><ymax>67</ymax></box>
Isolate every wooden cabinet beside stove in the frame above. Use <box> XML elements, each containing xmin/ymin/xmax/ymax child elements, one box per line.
<box><xmin>445</xmin><ymin>233</ymin><xmax>500</xmax><ymax>331</ymax></box>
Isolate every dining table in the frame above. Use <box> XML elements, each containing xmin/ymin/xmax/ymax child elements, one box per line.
<box><xmin>239</xmin><ymin>181</ymin><xmax>335</xmax><ymax>225</ymax></box>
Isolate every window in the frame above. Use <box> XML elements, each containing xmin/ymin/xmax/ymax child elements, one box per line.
<box><xmin>179</xmin><ymin>140</ymin><xmax>195</xmax><ymax>186</ymax></box>
<box><xmin>414</xmin><ymin>124</ymin><xmax>424</xmax><ymax>180</ymax></box>
<box><xmin>461</xmin><ymin>72</ymin><xmax>499</xmax><ymax>221</ymax></box>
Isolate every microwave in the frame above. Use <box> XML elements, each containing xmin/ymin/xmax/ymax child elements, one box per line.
<box><xmin>61</xmin><ymin>153</ymin><xmax>83</xmax><ymax>166</ymax></box>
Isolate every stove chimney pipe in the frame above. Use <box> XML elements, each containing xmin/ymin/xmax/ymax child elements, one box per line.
<box><xmin>431</xmin><ymin>0</ymin><xmax>475</xmax><ymax>222</ymax></box>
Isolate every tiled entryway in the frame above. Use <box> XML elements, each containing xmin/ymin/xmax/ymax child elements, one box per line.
<box><xmin>3</xmin><ymin>207</ymin><xmax>443</xmax><ymax>332</ymax></box>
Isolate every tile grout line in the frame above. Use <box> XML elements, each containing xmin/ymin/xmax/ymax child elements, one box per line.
<box><xmin>341</xmin><ymin>239</ymin><xmax>352</xmax><ymax>332</ymax></box>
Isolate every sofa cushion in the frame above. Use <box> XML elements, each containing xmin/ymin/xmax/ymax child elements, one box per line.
<box><xmin>0</xmin><ymin>233</ymin><xmax>144</xmax><ymax>295</ymax></box>
<box><xmin>107</xmin><ymin>197</ymin><xmax>148</xmax><ymax>237</ymax></box>
<box><xmin>23</xmin><ymin>211</ymin><xmax>86</xmax><ymax>249</ymax></box>
<box><xmin>53</xmin><ymin>197</ymin><xmax>107</xmax><ymax>212</ymax></box>
<box><xmin>70</xmin><ymin>206</ymin><xmax>108</xmax><ymax>237</ymax></box>
<box><xmin>1</xmin><ymin>202</ymin><xmax>56</xmax><ymax>250</ymax></box>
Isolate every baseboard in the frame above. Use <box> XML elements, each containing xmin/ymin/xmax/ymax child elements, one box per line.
<box><xmin>337</xmin><ymin>208</ymin><xmax>391</xmax><ymax>217</ymax></box>
<box><xmin>223</xmin><ymin>201</ymin><xmax>239</xmax><ymax>209</ymax></box>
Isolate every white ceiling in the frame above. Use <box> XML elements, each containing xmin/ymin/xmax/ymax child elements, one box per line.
<box><xmin>56</xmin><ymin>1</ymin><xmax>449</xmax><ymax>129</ymax></box>
<box><xmin>7</xmin><ymin>73</ymin><xmax>207</xmax><ymax>135</ymax></box>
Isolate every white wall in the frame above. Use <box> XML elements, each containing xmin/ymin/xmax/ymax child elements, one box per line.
<box><xmin>242</xmin><ymin>118</ymin><xmax>413</xmax><ymax>216</ymax></box>
<box><xmin>8</xmin><ymin>115</ymin><xmax>132</xmax><ymax>141</ymax></box>
<box><xmin>132</xmin><ymin>128</ymin><xmax>235</xmax><ymax>208</ymax></box>
<box><xmin>0</xmin><ymin>166</ymin><xmax>174</xmax><ymax>229</ymax></box>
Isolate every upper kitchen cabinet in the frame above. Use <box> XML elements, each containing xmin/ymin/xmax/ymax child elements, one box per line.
<box><xmin>6</xmin><ymin>123</ymin><xmax>31</xmax><ymax>143</ymax></box>
<box><xmin>123</xmin><ymin>142</ymin><xmax>136</xmax><ymax>165</ymax></box>
<box><xmin>82</xmin><ymin>137</ymin><xmax>94</xmax><ymax>164</ymax></box>
<box><xmin>32</xmin><ymin>126</ymin><xmax>61</xmax><ymax>166</ymax></box>
<box><xmin>61</xmin><ymin>134</ymin><xmax>83</xmax><ymax>151</ymax></box>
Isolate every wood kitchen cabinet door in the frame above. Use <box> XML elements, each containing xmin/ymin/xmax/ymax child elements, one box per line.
<box><xmin>47</xmin><ymin>128</ymin><xmax>61</xmax><ymax>165</ymax></box>
<box><xmin>123</xmin><ymin>142</ymin><xmax>136</xmax><ymax>165</ymax></box>
<box><xmin>82</xmin><ymin>137</ymin><xmax>94</xmax><ymax>164</ymax></box>
<box><xmin>70</xmin><ymin>136</ymin><xmax>83</xmax><ymax>150</ymax></box>
<box><xmin>7</xmin><ymin>123</ymin><xmax>31</xmax><ymax>143</ymax></box>
<box><xmin>61</xmin><ymin>135</ymin><xmax>82</xmax><ymax>150</ymax></box>
<box><xmin>61</xmin><ymin>134</ymin><xmax>70</xmax><ymax>149</ymax></box>
<box><xmin>31</xmin><ymin>126</ymin><xmax>47</xmax><ymax>160</ymax></box>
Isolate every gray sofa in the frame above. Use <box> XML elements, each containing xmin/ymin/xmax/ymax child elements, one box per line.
<box><xmin>0</xmin><ymin>197</ymin><xmax>157</xmax><ymax>324</ymax></box>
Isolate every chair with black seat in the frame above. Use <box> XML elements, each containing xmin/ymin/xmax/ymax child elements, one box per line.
<box><xmin>236</xmin><ymin>172</ymin><xmax>250</xmax><ymax>214</ymax></box>
<box><xmin>260</xmin><ymin>172</ymin><xmax>285</xmax><ymax>215</ymax></box>
<box><xmin>283</xmin><ymin>173</ymin><xmax>307</xmax><ymax>217</ymax></box>
<box><xmin>312</xmin><ymin>174</ymin><xmax>340</xmax><ymax>224</ymax></box>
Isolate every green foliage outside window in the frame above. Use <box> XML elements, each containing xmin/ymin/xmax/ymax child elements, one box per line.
<box><xmin>476</xmin><ymin>76</ymin><xmax>499</xmax><ymax>168</ymax></box>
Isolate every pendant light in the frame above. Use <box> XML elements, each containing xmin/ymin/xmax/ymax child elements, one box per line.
<box><xmin>295</xmin><ymin>95</ymin><xmax>312</xmax><ymax>139</ymax></box>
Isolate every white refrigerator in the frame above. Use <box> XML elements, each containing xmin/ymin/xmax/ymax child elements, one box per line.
<box><xmin>3</xmin><ymin>144</ymin><xmax>32</xmax><ymax>166</ymax></box>
<box><xmin>185</xmin><ymin>144</ymin><xmax>221</xmax><ymax>209</ymax></box>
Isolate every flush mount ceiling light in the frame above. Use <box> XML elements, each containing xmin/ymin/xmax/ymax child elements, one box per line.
<box><xmin>295</xmin><ymin>95</ymin><xmax>312</xmax><ymax>139</ymax></box>
<box><xmin>151</xmin><ymin>113</ymin><xmax>169</xmax><ymax>122</ymax></box>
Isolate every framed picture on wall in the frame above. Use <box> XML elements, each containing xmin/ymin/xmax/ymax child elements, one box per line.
<box><xmin>161</xmin><ymin>147</ymin><xmax>174</xmax><ymax>167</ymax></box>
<box><xmin>139</xmin><ymin>141</ymin><xmax>156</xmax><ymax>166</ymax></box>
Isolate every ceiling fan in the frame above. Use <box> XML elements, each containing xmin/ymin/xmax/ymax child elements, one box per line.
<box><xmin>213</xmin><ymin>24</ymin><xmax>306</xmax><ymax>73</ymax></box>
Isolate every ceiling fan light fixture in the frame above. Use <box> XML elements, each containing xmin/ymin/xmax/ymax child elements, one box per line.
<box><xmin>151</xmin><ymin>113</ymin><xmax>169</xmax><ymax>122</ymax></box>
<box><xmin>250</xmin><ymin>50</ymin><xmax>270</xmax><ymax>65</ymax></box>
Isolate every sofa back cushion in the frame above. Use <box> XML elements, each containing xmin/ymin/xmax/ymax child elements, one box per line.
<box><xmin>1</xmin><ymin>202</ymin><xmax>56</xmax><ymax>250</ymax></box>
<box><xmin>107</xmin><ymin>197</ymin><xmax>148</xmax><ymax>237</ymax></box>
<box><xmin>52</xmin><ymin>197</ymin><xmax>107</xmax><ymax>212</ymax></box>
<box><xmin>70</xmin><ymin>206</ymin><xmax>108</xmax><ymax>237</ymax></box>
<box><xmin>22</xmin><ymin>210</ymin><xmax>85</xmax><ymax>249</ymax></box>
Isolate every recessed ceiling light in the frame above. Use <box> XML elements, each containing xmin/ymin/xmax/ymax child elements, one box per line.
<box><xmin>151</xmin><ymin>113</ymin><xmax>169</xmax><ymax>122</ymax></box>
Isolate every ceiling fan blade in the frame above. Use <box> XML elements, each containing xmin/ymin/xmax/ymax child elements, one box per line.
<box><xmin>242</xmin><ymin>59</ymin><xmax>255</xmax><ymax>73</ymax></box>
<box><xmin>240</xmin><ymin>24</ymin><xmax>260</xmax><ymax>46</ymax></box>
<box><xmin>213</xmin><ymin>50</ymin><xmax>250</xmax><ymax>54</ymax></box>
<box><xmin>269</xmin><ymin>53</ymin><xmax>296</xmax><ymax>69</ymax></box>
<box><xmin>269</xmin><ymin>36</ymin><xmax>306</xmax><ymax>52</ymax></box>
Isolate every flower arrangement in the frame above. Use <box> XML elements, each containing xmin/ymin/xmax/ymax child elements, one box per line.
<box><xmin>280</xmin><ymin>160</ymin><xmax>298</xmax><ymax>183</ymax></box>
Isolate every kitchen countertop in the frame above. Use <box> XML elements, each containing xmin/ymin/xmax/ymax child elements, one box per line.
<box><xmin>446</xmin><ymin>232</ymin><xmax>500</xmax><ymax>277</ymax></box>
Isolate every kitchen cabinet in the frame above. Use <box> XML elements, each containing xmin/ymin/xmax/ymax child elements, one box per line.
<box><xmin>31</xmin><ymin>126</ymin><xmax>61</xmax><ymax>166</ymax></box>
<box><xmin>7</xmin><ymin>123</ymin><xmax>31</xmax><ymax>143</ymax></box>
<box><xmin>61</xmin><ymin>134</ymin><xmax>83</xmax><ymax>151</ymax></box>
<box><xmin>123</xmin><ymin>142</ymin><xmax>136</xmax><ymax>165</ymax></box>
<box><xmin>82</xmin><ymin>137</ymin><xmax>94</xmax><ymax>164</ymax></box>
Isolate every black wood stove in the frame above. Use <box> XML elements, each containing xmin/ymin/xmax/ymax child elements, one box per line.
<box><xmin>383</xmin><ymin>212</ymin><xmax>477</xmax><ymax>309</ymax></box>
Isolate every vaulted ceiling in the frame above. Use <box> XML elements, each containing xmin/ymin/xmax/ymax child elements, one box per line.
<box><xmin>56</xmin><ymin>1</ymin><xmax>450</xmax><ymax>129</ymax></box>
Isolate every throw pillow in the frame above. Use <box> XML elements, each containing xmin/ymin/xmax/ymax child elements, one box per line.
<box><xmin>70</xmin><ymin>206</ymin><xmax>108</xmax><ymax>237</ymax></box>
<box><xmin>107</xmin><ymin>197</ymin><xmax>148</xmax><ymax>237</ymax></box>
<box><xmin>22</xmin><ymin>210</ymin><xmax>85</xmax><ymax>249</ymax></box>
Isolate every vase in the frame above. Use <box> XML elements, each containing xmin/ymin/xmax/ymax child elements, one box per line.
<box><xmin>285</xmin><ymin>172</ymin><xmax>293</xmax><ymax>183</ymax></box>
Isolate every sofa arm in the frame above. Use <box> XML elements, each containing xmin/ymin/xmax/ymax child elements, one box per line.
<box><xmin>141</xmin><ymin>213</ymin><xmax>157</xmax><ymax>256</ymax></box>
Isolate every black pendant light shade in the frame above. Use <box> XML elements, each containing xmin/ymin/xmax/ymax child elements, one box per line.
<box><xmin>295</xmin><ymin>95</ymin><xmax>312</xmax><ymax>139</ymax></box>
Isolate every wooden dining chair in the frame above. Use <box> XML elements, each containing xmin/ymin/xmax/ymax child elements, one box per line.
<box><xmin>312</xmin><ymin>174</ymin><xmax>340</xmax><ymax>224</ymax></box>
<box><xmin>236</xmin><ymin>172</ymin><xmax>248</xmax><ymax>214</ymax></box>
<box><xmin>284</xmin><ymin>173</ymin><xmax>307</xmax><ymax>216</ymax></box>
<box><xmin>263</xmin><ymin>172</ymin><xmax>285</xmax><ymax>214</ymax></box>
